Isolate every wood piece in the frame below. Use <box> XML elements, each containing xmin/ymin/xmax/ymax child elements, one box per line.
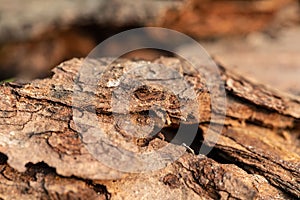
<box><xmin>0</xmin><ymin>57</ymin><xmax>299</xmax><ymax>199</ymax></box>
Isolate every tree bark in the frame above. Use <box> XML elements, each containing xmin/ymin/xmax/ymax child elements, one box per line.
<box><xmin>0</xmin><ymin>57</ymin><xmax>299</xmax><ymax>199</ymax></box>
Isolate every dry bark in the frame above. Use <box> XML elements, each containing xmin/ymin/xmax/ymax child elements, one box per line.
<box><xmin>0</xmin><ymin>57</ymin><xmax>299</xmax><ymax>199</ymax></box>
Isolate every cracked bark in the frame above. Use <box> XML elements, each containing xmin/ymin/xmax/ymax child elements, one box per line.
<box><xmin>0</xmin><ymin>57</ymin><xmax>299</xmax><ymax>199</ymax></box>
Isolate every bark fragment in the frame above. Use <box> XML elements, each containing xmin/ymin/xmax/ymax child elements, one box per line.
<box><xmin>0</xmin><ymin>57</ymin><xmax>299</xmax><ymax>199</ymax></box>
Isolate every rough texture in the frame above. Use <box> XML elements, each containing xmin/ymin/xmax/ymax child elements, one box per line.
<box><xmin>0</xmin><ymin>57</ymin><xmax>299</xmax><ymax>199</ymax></box>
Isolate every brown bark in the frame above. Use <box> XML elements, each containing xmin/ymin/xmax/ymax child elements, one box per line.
<box><xmin>0</xmin><ymin>57</ymin><xmax>299</xmax><ymax>199</ymax></box>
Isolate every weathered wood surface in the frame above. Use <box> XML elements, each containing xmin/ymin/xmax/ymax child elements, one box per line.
<box><xmin>0</xmin><ymin>57</ymin><xmax>299</xmax><ymax>199</ymax></box>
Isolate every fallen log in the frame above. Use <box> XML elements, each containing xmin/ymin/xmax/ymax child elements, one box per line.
<box><xmin>0</xmin><ymin>57</ymin><xmax>299</xmax><ymax>199</ymax></box>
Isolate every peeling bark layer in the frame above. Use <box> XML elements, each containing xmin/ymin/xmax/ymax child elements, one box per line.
<box><xmin>0</xmin><ymin>57</ymin><xmax>299</xmax><ymax>199</ymax></box>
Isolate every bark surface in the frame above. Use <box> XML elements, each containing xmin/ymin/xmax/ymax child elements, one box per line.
<box><xmin>0</xmin><ymin>57</ymin><xmax>299</xmax><ymax>199</ymax></box>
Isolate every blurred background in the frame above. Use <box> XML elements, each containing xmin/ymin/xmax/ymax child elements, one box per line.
<box><xmin>0</xmin><ymin>0</ymin><xmax>299</xmax><ymax>95</ymax></box>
